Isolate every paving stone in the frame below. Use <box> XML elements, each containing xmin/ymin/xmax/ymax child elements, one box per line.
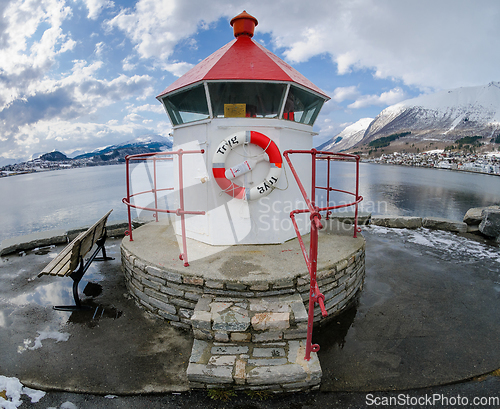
<box><xmin>212</xmin><ymin>309</ymin><xmax>250</xmax><ymax>332</ymax></box>
<box><xmin>284</xmin><ymin>329</ymin><xmax>307</xmax><ymax>340</ymax></box>
<box><xmin>253</xmin><ymin>347</ymin><xmax>286</xmax><ymax>358</ymax></box>
<box><xmin>211</xmin><ymin>346</ymin><xmax>249</xmax><ymax>355</ymax></box>
<box><xmin>287</xmin><ymin>341</ymin><xmax>300</xmax><ymax>363</ymax></box>
<box><xmin>208</xmin><ymin>355</ymin><xmax>236</xmax><ymax>366</ymax></box>
<box><xmin>205</xmin><ymin>280</ymin><xmax>224</xmax><ymax>289</ymax></box>
<box><xmin>234</xmin><ymin>359</ymin><xmax>246</xmax><ymax>385</ymax></box>
<box><xmin>248</xmin><ymin>358</ymin><xmax>288</xmax><ymax>366</ymax></box>
<box><xmin>187</xmin><ymin>363</ymin><xmax>233</xmax><ymax>384</ymax></box>
<box><xmin>231</xmin><ymin>332</ymin><xmax>251</xmax><ymax>342</ymax></box>
<box><xmin>148</xmin><ymin>297</ymin><xmax>177</xmax><ymax>315</ymax></box>
<box><xmin>249</xmin><ymin>300</ymin><xmax>289</xmax><ymax>313</ymax></box>
<box><xmin>226</xmin><ymin>282</ymin><xmax>248</xmax><ymax>291</ymax></box>
<box><xmin>193</xmin><ymin>328</ymin><xmax>213</xmax><ymax>341</ymax></box>
<box><xmin>183</xmin><ymin>276</ymin><xmax>204</xmax><ymax>286</ymax></box>
<box><xmin>252</xmin><ymin>331</ymin><xmax>283</xmax><ymax>343</ymax></box>
<box><xmin>249</xmin><ymin>283</ymin><xmax>269</xmax><ymax>291</ymax></box>
<box><xmin>189</xmin><ymin>340</ymin><xmax>208</xmax><ymax>363</ymax></box>
<box><xmin>247</xmin><ymin>364</ymin><xmax>307</xmax><ymax>385</ymax></box>
<box><xmin>290</xmin><ymin>301</ymin><xmax>308</xmax><ymax>323</ymax></box>
<box><xmin>214</xmin><ymin>332</ymin><xmax>229</xmax><ymax>342</ymax></box>
<box><xmin>184</xmin><ymin>292</ymin><xmax>202</xmax><ymax>302</ymax></box>
<box><xmin>194</xmin><ymin>296</ymin><xmax>213</xmax><ymax>312</ymax></box>
<box><xmin>251</xmin><ymin>312</ymin><xmax>290</xmax><ymax>331</ymax></box>
<box><xmin>157</xmin><ymin>310</ymin><xmax>180</xmax><ymax>322</ymax></box>
<box><xmin>262</xmin><ymin>342</ymin><xmax>287</xmax><ymax>347</ymax></box>
<box><xmin>191</xmin><ymin>311</ymin><xmax>211</xmax><ymax>330</ymax></box>
<box><xmin>210</xmin><ymin>302</ymin><xmax>233</xmax><ymax>314</ymax></box>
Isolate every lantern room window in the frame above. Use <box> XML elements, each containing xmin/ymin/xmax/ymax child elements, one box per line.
<box><xmin>283</xmin><ymin>85</ymin><xmax>324</xmax><ymax>125</ymax></box>
<box><xmin>160</xmin><ymin>84</ymin><xmax>210</xmax><ymax>126</ymax></box>
<box><xmin>208</xmin><ymin>82</ymin><xmax>287</xmax><ymax>118</ymax></box>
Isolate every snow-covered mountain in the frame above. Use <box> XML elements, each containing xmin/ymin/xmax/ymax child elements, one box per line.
<box><xmin>363</xmin><ymin>82</ymin><xmax>500</xmax><ymax>145</ymax></box>
<box><xmin>74</xmin><ymin>134</ymin><xmax>172</xmax><ymax>160</ymax></box>
<box><xmin>317</xmin><ymin>118</ymin><xmax>373</xmax><ymax>152</ymax></box>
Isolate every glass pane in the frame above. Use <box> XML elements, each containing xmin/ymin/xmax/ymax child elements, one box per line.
<box><xmin>208</xmin><ymin>82</ymin><xmax>287</xmax><ymax>119</ymax></box>
<box><xmin>161</xmin><ymin>84</ymin><xmax>209</xmax><ymax>126</ymax></box>
<box><xmin>283</xmin><ymin>85</ymin><xmax>324</xmax><ymax>125</ymax></box>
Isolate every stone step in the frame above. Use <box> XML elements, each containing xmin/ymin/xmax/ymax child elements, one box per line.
<box><xmin>187</xmin><ymin>293</ymin><xmax>322</xmax><ymax>392</ymax></box>
<box><xmin>190</xmin><ymin>294</ymin><xmax>308</xmax><ymax>343</ymax></box>
<box><xmin>187</xmin><ymin>338</ymin><xmax>321</xmax><ymax>392</ymax></box>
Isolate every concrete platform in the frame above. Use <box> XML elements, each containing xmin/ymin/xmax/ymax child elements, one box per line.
<box><xmin>0</xmin><ymin>225</ymin><xmax>499</xmax><ymax>397</ymax></box>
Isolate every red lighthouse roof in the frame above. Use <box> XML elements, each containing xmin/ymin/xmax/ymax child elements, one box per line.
<box><xmin>157</xmin><ymin>12</ymin><xmax>329</xmax><ymax>100</ymax></box>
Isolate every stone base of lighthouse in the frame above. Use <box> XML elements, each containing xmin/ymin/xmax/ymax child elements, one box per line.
<box><xmin>120</xmin><ymin>218</ymin><xmax>365</xmax><ymax>391</ymax></box>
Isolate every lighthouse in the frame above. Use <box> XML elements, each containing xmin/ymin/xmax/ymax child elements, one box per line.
<box><xmin>121</xmin><ymin>11</ymin><xmax>365</xmax><ymax>392</ymax></box>
<box><xmin>156</xmin><ymin>11</ymin><xmax>330</xmax><ymax>246</ymax></box>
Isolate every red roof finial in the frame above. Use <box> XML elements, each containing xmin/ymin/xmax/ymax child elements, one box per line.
<box><xmin>230</xmin><ymin>10</ymin><xmax>258</xmax><ymax>38</ymax></box>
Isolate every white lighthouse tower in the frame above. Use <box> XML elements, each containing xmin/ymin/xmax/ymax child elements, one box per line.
<box><xmin>156</xmin><ymin>11</ymin><xmax>330</xmax><ymax>246</ymax></box>
<box><xmin>122</xmin><ymin>12</ymin><xmax>366</xmax><ymax>391</ymax></box>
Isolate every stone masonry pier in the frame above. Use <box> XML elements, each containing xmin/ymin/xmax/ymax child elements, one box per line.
<box><xmin>120</xmin><ymin>219</ymin><xmax>366</xmax><ymax>330</ymax></box>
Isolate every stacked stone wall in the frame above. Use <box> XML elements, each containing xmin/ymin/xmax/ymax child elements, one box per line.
<box><xmin>121</xmin><ymin>243</ymin><xmax>365</xmax><ymax>328</ymax></box>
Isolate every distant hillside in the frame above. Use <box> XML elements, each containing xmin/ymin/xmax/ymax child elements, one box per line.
<box><xmin>0</xmin><ymin>134</ymin><xmax>174</xmax><ymax>171</ymax></box>
<box><xmin>75</xmin><ymin>134</ymin><xmax>172</xmax><ymax>162</ymax></box>
<box><xmin>39</xmin><ymin>151</ymin><xmax>69</xmax><ymax>161</ymax></box>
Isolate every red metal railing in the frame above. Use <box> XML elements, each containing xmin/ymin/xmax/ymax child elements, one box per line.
<box><xmin>122</xmin><ymin>149</ymin><xmax>205</xmax><ymax>267</ymax></box>
<box><xmin>283</xmin><ymin>149</ymin><xmax>363</xmax><ymax>361</ymax></box>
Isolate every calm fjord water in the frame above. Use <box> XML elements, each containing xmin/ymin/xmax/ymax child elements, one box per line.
<box><xmin>1</xmin><ymin>162</ymin><xmax>500</xmax><ymax>244</ymax></box>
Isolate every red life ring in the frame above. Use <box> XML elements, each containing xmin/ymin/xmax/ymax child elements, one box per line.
<box><xmin>212</xmin><ymin>131</ymin><xmax>282</xmax><ymax>200</ymax></box>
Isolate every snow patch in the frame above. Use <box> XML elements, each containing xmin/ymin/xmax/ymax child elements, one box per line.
<box><xmin>0</xmin><ymin>376</ymin><xmax>45</xmax><ymax>408</ymax></box>
<box><xmin>18</xmin><ymin>330</ymin><xmax>70</xmax><ymax>353</ymax></box>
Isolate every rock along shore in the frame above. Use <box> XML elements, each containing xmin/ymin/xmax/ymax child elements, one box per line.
<box><xmin>2</xmin><ymin>206</ymin><xmax>499</xmax><ymax>257</ymax></box>
<box><xmin>0</xmin><ymin>220</ymin><xmax>135</xmax><ymax>256</ymax></box>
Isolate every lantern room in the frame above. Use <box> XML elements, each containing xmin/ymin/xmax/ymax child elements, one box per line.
<box><xmin>156</xmin><ymin>11</ymin><xmax>330</xmax><ymax>246</ymax></box>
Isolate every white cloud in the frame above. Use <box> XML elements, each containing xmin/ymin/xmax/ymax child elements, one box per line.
<box><xmin>104</xmin><ymin>0</ymin><xmax>500</xmax><ymax>91</ymax></box>
<box><xmin>162</xmin><ymin>62</ymin><xmax>194</xmax><ymax>78</ymax></box>
<box><xmin>332</xmin><ymin>86</ymin><xmax>360</xmax><ymax>103</ymax></box>
<box><xmin>268</xmin><ymin>0</ymin><xmax>500</xmax><ymax>90</ymax></box>
<box><xmin>94</xmin><ymin>41</ymin><xmax>105</xmax><ymax>57</ymax></box>
<box><xmin>348</xmin><ymin>88</ymin><xmax>406</xmax><ymax>109</ymax></box>
<box><xmin>83</xmin><ymin>0</ymin><xmax>115</xmax><ymax>20</ymax></box>
<box><xmin>133</xmin><ymin>104</ymin><xmax>164</xmax><ymax>114</ymax></box>
<box><xmin>104</xmin><ymin>0</ymin><xmax>241</xmax><ymax>73</ymax></box>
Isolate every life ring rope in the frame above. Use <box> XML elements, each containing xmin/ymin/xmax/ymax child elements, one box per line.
<box><xmin>212</xmin><ymin>131</ymin><xmax>283</xmax><ymax>201</ymax></box>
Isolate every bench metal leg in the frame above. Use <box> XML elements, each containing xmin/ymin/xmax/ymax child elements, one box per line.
<box><xmin>54</xmin><ymin>256</ymin><xmax>92</xmax><ymax>311</ymax></box>
<box><xmin>53</xmin><ymin>236</ymin><xmax>114</xmax><ymax>311</ymax></box>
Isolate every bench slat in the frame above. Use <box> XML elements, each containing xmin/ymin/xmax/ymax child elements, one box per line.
<box><xmin>44</xmin><ymin>251</ymin><xmax>73</xmax><ymax>277</ymax></box>
<box><xmin>38</xmin><ymin>210</ymin><xmax>113</xmax><ymax>278</ymax></box>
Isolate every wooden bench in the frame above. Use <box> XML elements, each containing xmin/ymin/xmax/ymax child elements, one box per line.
<box><xmin>38</xmin><ymin>210</ymin><xmax>114</xmax><ymax>311</ymax></box>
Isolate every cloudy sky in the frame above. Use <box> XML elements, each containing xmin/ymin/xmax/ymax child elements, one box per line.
<box><xmin>1</xmin><ymin>0</ymin><xmax>499</xmax><ymax>165</ymax></box>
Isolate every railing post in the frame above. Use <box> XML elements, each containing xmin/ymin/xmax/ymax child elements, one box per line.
<box><xmin>354</xmin><ymin>155</ymin><xmax>360</xmax><ymax>238</ymax></box>
<box><xmin>326</xmin><ymin>157</ymin><xmax>331</xmax><ymax>220</ymax></box>
<box><xmin>177</xmin><ymin>149</ymin><xmax>190</xmax><ymax>267</ymax></box>
<box><xmin>284</xmin><ymin>149</ymin><xmax>362</xmax><ymax>361</ymax></box>
<box><xmin>153</xmin><ymin>155</ymin><xmax>159</xmax><ymax>222</ymax></box>
<box><xmin>124</xmin><ymin>155</ymin><xmax>133</xmax><ymax>241</ymax></box>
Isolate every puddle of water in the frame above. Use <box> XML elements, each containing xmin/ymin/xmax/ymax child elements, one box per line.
<box><xmin>68</xmin><ymin>302</ymin><xmax>122</xmax><ymax>328</ymax></box>
<box><xmin>313</xmin><ymin>302</ymin><xmax>358</xmax><ymax>351</ymax></box>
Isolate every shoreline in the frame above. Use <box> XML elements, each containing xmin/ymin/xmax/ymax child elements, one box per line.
<box><xmin>363</xmin><ymin>160</ymin><xmax>500</xmax><ymax>177</ymax></box>
<box><xmin>1</xmin><ymin>214</ymin><xmax>497</xmax><ymax>257</ymax></box>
